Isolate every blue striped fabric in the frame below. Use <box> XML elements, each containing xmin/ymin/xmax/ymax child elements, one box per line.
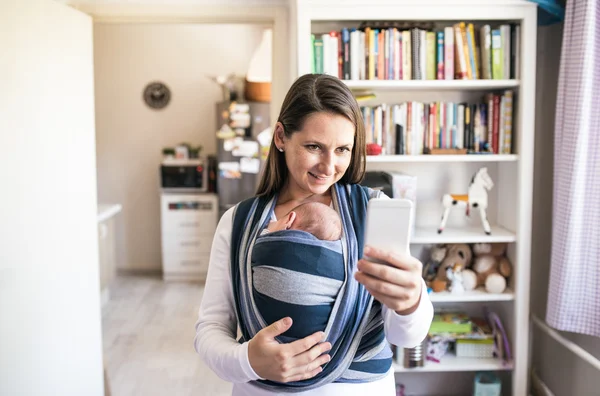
<box><xmin>252</xmin><ymin>230</ymin><xmax>344</xmax><ymax>341</ymax></box>
<box><xmin>230</xmin><ymin>183</ymin><xmax>392</xmax><ymax>393</ymax></box>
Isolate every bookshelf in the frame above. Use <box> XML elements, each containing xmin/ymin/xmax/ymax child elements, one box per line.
<box><xmin>344</xmin><ymin>79</ymin><xmax>520</xmax><ymax>91</ymax></box>
<box><xmin>292</xmin><ymin>1</ymin><xmax>537</xmax><ymax>395</ymax></box>
<box><xmin>429</xmin><ymin>288</ymin><xmax>515</xmax><ymax>303</ymax></box>
<box><xmin>393</xmin><ymin>355</ymin><xmax>514</xmax><ymax>373</ymax></box>
<box><xmin>412</xmin><ymin>225</ymin><xmax>517</xmax><ymax>244</ymax></box>
<box><xmin>366</xmin><ymin>154</ymin><xmax>518</xmax><ymax>163</ymax></box>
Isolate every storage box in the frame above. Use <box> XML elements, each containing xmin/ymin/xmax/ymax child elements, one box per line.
<box><xmin>456</xmin><ymin>338</ymin><xmax>495</xmax><ymax>358</ymax></box>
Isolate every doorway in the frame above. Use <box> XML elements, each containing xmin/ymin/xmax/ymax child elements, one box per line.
<box><xmin>74</xmin><ymin>3</ymin><xmax>291</xmax><ymax>395</ymax></box>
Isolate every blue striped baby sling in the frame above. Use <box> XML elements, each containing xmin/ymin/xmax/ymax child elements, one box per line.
<box><xmin>230</xmin><ymin>183</ymin><xmax>392</xmax><ymax>392</ymax></box>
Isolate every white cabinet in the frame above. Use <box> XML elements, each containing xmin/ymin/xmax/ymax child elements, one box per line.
<box><xmin>160</xmin><ymin>193</ymin><xmax>218</xmax><ymax>282</ymax></box>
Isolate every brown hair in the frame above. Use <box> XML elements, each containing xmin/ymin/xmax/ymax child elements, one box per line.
<box><xmin>256</xmin><ymin>74</ymin><xmax>366</xmax><ymax>197</ymax></box>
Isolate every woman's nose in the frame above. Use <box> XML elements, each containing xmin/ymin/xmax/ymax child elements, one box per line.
<box><xmin>320</xmin><ymin>152</ymin><xmax>335</xmax><ymax>175</ymax></box>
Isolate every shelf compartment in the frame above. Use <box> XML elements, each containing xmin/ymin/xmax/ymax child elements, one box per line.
<box><xmin>344</xmin><ymin>79</ymin><xmax>520</xmax><ymax>91</ymax></box>
<box><xmin>394</xmin><ymin>355</ymin><xmax>513</xmax><ymax>373</ymax></box>
<box><xmin>412</xmin><ymin>225</ymin><xmax>516</xmax><ymax>244</ymax></box>
<box><xmin>366</xmin><ymin>154</ymin><xmax>518</xmax><ymax>163</ymax></box>
<box><xmin>429</xmin><ymin>288</ymin><xmax>514</xmax><ymax>303</ymax></box>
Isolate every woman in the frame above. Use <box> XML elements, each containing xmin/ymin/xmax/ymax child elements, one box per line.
<box><xmin>195</xmin><ymin>74</ymin><xmax>433</xmax><ymax>395</ymax></box>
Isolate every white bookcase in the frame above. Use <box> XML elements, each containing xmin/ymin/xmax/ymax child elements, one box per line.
<box><xmin>292</xmin><ymin>1</ymin><xmax>537</xmax><ymax>395</ymax></box>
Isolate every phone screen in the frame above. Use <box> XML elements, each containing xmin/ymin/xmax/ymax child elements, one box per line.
<box><xmin>364</xmin><ymin>198</ymin><xmax>413</xmax><ymax>262</ymax></box>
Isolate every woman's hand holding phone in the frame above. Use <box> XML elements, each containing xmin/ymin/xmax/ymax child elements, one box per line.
<box><xmin>354</xmin><ymin>246</ymin><xmax>423</xmax><ymax>315</ymax></box>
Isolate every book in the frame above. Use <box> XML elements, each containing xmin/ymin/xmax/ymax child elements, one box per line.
<box><xmin>429</xmin><ymin>312</ymin><xmax>472</xmax><ymax>334</ymax></box>
<box><xmin>480</xmin><ymin>24</ymin><xmax>492</xmax><ymax>79</ymax></box>
<box><xmin>491</xmin><ymin>29</ymin><xmax>503</xmax><ymax>79</ymax></box>
<box><xmin>444</xmin><ymin>26</ymin><xmax>454</xmax><ymax>80</ymax></box>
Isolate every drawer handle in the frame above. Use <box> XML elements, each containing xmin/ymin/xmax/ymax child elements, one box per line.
<box><xmin>180</xmin><ymin>260</ymin><xmax>201</xmax><ymax>266</ymax></box>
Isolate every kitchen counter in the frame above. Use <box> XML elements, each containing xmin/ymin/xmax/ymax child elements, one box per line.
<box><xmin>98</xmin><ymin>204</ymin><xmax>122</xmax><ymax>223</ymax></box>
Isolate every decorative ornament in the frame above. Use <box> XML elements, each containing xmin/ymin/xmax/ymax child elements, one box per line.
<box><xmin>143</xmin><ymin>81</ymin><xmax>171</xmax><ymax>109</ymax></box>
<box><xmin>438</xmin><ymin>167</ymin><xmax>494</xmax><ymax>235</ymax></box>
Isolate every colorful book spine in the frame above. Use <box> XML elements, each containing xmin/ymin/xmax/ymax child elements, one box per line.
<box><xmin>465</xmin><ymin>23</ymin><xmax>477</xmax><ymax>79</ymax></box>
<box><xmin>492</xmin><ymin>94</ymin><xmax>500</xmax><ymax>153</ymax></box>
<box><xmin>444</xmin><ymin>26</ymin><xmax>454</xmax><ymax>80</ymax></box>
<box><xmin>395</xmin><ymin>29</ymin><xmax>402</xmax><ymax>80</ymax></box>
<box><xmin>426</xmin><ymin>32</ymin><xmax>436</xmax><ymax>80</ymax></box>
<box><xmin>378</xmin><ymin>30</ymin><xmax>385</xmax><ymax>80</ymax></box>
<box><xmin>498</xmin><ymin>95</ymin><xmax>506</xmax><ymax>155</ymax></box>
<box><xmin>342</xmin><ymin>28</ymin><xmax>350</xmax><ymax>80</ymax></box>
<box><xmin>453</xmin><ymin>24</ymin><xmax>467</xmax><ymax>79</ymax></box>
<box><xmin>365</xmin><ymin>29</ymin><xmax>377</xmax><ymax>80</ymax></box>
<box><xmin>480</xmin><ymin>24</ymin><xmax>492</xmax><ymax>79</ymax></box>
<box><xmin>486</xmin><ymin>93</ymin><xmax>494</xmax><ymax>151</ymax></box>
<box><xmin>436</xmin><ymin>31</ymin><xmax>444</xmax><ymax>80</ymax></box>
<box><xmin>350</xmin><ymin>29</ymin><xmax>359</xmax><ymax>80</ymax></box>
<box><xmin>467</xmin><ymin>23</ymin><xmax>479</xmax><ymax>79</ymax></box>
<box><xmin>310</xmin><ymin>34</ymin><xmax>315</xmax><ymax>73</ymax></box>
<box><xmin>459</xmin><ymin>23</ymin><xmax>472</xmax><ymax>79</ymax></box>
<box><xmin>491</xmin><ymin>28</ymin><xmax>503</xmax><ymax>79</ymax></box>
<box><xmin>402</xmin><ymin>30</ymin><xmax>411</xmax><ymax>80</ymax></box>
<box><xmin>313</xmin><ymin>37</ymin><xmax>323</xmax><ymax>74</ymax></box>
<box><xmin>503</xmin><ymin>90</ymin><xmax>513</xmax><ymax>153</ymax></box>
<box><xmin>501</xmin><ymin>24</ymin><xmax>511</xmax><ymax>79</ymax></box>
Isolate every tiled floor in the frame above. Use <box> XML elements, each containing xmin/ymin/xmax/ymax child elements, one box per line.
<box><xmin>101</xmin><ymin>274</ymin><xmax>232</xmax><ymax>396</ymax></box>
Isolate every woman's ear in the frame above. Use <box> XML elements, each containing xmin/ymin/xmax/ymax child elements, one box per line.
<box><xmin>284</xmin><ymin>211</ymin><xmax>297</xmax><ymax>230</ymax></box>
<box><xmin>274</xmin><ymin>122</ymin><xmax>286</xmax><ymax>151</ymax></box>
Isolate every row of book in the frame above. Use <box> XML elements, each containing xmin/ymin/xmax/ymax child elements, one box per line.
<box><xmin>311</xmin><ymin>21</ymin><xmax>520</xmax><ymax>81</ymax></box>
<box><xmin>361</xmin><ymin>90</ymin><xmax>514</xmax><ymax>155</ymax></box>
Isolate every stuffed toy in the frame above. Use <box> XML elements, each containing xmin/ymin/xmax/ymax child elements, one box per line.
<box><xmin>446</xmin><ymin>262</ymin><xmax>466</xmax><ymax>294</ymax></box>
<box><xmin>463</xmin><ymin>243</ymin><xmax>512</xmax><ymax>293</ymax></box>
<box><xmin>422</xmin><ymin>245</ymin><xmax>447</xmax><ymax>284</ymax></box>
<box><xmin>435</xmin><ymin>243</ymin><xmax>473</xmax><ymax>283</ymax></box>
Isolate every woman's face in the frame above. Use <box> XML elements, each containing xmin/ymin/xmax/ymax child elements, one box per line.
<box><xmin>277</xmin><ymin>112</ymin><xmax>355</xmax><ymax>197</ymax></box>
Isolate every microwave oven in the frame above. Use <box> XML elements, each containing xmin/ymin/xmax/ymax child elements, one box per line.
<box><xmin>160</xmin><ymin>158</ymin><xmax>208</xmax><ymax>191</ymax></box>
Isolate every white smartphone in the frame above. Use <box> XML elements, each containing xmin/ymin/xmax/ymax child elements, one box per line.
<box><xmin>364</xmin><ymin>198</ymin><xmax>413</xmax><ymax>263</ymax></box>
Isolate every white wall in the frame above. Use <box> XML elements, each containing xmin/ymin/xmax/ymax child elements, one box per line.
<box><xmin>0</xmin><ymin>1</ymin><xmax>104</xmax><ymax>395</ymax></box>
<box><xmin>94</xmin><ymin>23</ymin><xmax>267</xmax><ymax>271</ymax></box>
<box><xmin>530</xmin><ymin>22</ymin><xmax>600</xmax><ymax>396</ymax></box>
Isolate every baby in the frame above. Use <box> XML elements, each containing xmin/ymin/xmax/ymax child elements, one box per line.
<box><xmin>253</xmin><ymin>201</ymin><xmax>344</xmax><ymax>340</ymax></box>
<box><xmin>262</xmin><ymin>201</ymin><xmax>342</xmax><ymax>240</ymax></box>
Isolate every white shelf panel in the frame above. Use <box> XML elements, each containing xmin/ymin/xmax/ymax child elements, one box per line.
<box><xmin>411</xmin><ymin>225</ymin><xmax>516</xmax><ymax>244</ymax></box>
<box><xmin>344</xmin><ymin>79</ymin><xmax>520</xmax><ymax>91</ymax></box>
<box><xmin>394</xmin><ymin>355</ymin><xmax>513</xmax><ymax>373</ymax></box>
<box><xmin>366</xmin><ymin>154</ymin><xmax>518</xmax><ymax>163</ymax></box>
<box><xmin>429</xmin><ymin>288</ymin><xmax>514</xmax><ymax>303</ymax></box>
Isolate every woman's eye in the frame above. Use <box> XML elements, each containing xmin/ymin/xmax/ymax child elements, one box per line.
<box><xmin>337</xmin><ymin>147</ymin><xmax>351</xmax><ymax>153</ymax></box>
<box><xmin>306</xmin><ymin>144</ymin><xmax>320</xmax><ymax>151</ymax></box>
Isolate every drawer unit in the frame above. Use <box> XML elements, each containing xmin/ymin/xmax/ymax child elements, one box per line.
<box><xmin>160</xmin><ymin>194</ymin><xmax>217</xmax><ymax>236</ymax></box>
<box><xmin>161</xmin><ymin>233</ymin><xmax>213</xmax><ymax>255</ymax></box>
<box><xmin>162</xmin><ymin>251</ymin><xmax>210</xmax><ymax>274</ymax></box>
<box><xmin>160</xmin><ymin>192</ymin><xmax>218</xmax><ymax>281</ymax></box>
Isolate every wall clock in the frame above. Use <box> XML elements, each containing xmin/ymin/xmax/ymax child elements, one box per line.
<box><xmin>143</xmin><ymin>82</ymin><xmax>171</xmax><ymax>109</ymax></box>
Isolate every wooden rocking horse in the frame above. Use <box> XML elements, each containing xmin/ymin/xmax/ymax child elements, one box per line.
<box><xmin>438</xmin><ymin>167</ymin><xmax>494</xmax><ymax>235</ymax></box>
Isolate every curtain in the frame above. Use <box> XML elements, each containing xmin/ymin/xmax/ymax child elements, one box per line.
<box><xmin>546</xmin><ymin>0</ymin><xmax>600</xmax><ymax>337</ymax></box>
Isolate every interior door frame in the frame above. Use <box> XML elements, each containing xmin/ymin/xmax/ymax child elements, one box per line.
<box><xmin>68</xmin><ymin>2</ymin><xmax>293</xmax><ymax>125</ymax></box>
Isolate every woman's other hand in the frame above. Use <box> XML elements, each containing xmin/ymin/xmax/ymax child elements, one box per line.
<box><xmin>355</xmin><ymin>246</ymin><xmax>423</xmax><ymax>315</ymax></box>
<box><xmin>247</xmin><ymin>317</ymin><xmax>332</xmax><ymax>383</ymax></box>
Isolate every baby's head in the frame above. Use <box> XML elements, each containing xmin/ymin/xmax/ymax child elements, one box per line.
<box><xmin>267</xmin><ymin>202</ymin><xmax>342</xmax><ymax>241</ymax></box>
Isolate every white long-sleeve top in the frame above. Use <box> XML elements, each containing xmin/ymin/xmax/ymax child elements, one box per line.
<box><xmin>194</xmin><ymin>206</ymin><xmax>434</xmax><ymax>396</ymax></box>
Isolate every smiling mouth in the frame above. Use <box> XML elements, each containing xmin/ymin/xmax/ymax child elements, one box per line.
<box><xmin>309</xmin><ymin>172</ymin><xmax>331</xmax><ymax>181</ymax></box>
